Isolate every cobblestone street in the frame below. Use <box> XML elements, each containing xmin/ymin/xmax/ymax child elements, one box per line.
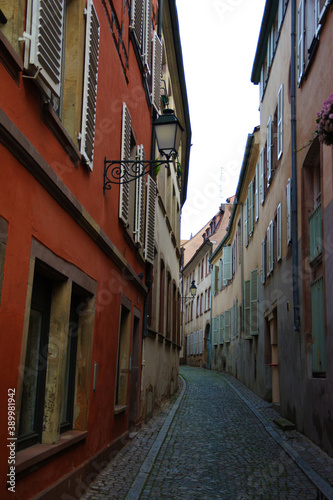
<box><xmin>81</xmin><ymin>367</ymin><xmax>333</xmax><ymax>500</ymax></box>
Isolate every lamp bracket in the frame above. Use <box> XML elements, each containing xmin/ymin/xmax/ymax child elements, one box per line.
<box><xmin>103</xmin><ymin>155</ymin><xmax>175</xmax><ymax>192</ymax></box>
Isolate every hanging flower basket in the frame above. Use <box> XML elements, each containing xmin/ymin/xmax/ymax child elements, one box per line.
<box><xmin>316</xmin><ymin>93</ymin><xmax>333</xmax><ymax>146</ymax></box>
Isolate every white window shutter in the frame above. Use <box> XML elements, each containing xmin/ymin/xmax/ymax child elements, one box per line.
<box><xmin>255</xmin><ymin>163</ymin><xmax>259</xmax><ymax>222</ymax></box>
<box><xmin>81</xmin><ymin>0</ymin><xmax>100</xmax><ymax>170</ymax></box>
<box><xmin>145</xmin><ymin>176</ymin><xmax>157</xmax><ymax>264</ymax></box>
<box><xmin>142</xmin><ymin>0</ymin><xmax>152</xmax><ymax>73</ymax></box>
<box><xmin>277</xmin><ymin>84</ymin><xmax>284</xmax><ymax>159</ymax></box>
<box><xmin>223</xmin><ymin>246</ymin><xmax>232</xmax><ymax>285</ymax></box>
<box><xmin>244</xmin><ymin>198</ymin><xmax>249</xmax><ymax>247</ymax></box>
<box><xmin>267</xmin><ymin>116</ymin><xmax>273</xmax><ymax>186</ymax></box>
<box><xmin>286</xmin><ymin>178</ymin><xmax>292</xmax><ymax>245</ymax></box>
<box><xmin>152</xmin><ymin>31</ymin><xmax>163</xmax><ymax>112</ymax></box>
<box><xmin>297</xmin><ymin>0</ymin><xmax>305</xmax><ymax>84</ymax></box>
<box><xmin>29</xmin><ymin>0</ymin><xmax>65</xmax><ymax>96</ymax></box>
<box><xmin>131</xmin><ymin>0</ymin><xmax>144</xmax><ymax>50</ymax></box>
<box><xmin>250</xmin><ymin>269</ymin><xmax>258</xmax><ymax>335</ymax></box>
<box><xmin>260</xmin><ymin>147</ymin><xmax>265</xmax><ymax>205</ymax></box>
<box><xmin>119</xmin><ymin>103</ymin><xmax>131</xmax><ymax>226</ymax></box>
<box><xmin>267</xmin><ymin>220</ymin><xmax>274</xmax><ymax>273</ymax></box>
<box><xmin>219</xmin><ymin>314</ymin><xmax>224</xmax><ymax>344</ymax></box>
<box><xmin>248</xmin><ymin>182</ymin><xmax>254</xmax><ymax>235</ymax></box>
<box><xmin>261</xmin><ymin>239</ymin><xmax>266</xmax><ymax>284</ymax></box>
<box><xmin>277</xmin><ymin>202</ymin><xmax>282</xmax><ymax>261</ymax></box>
<box><xmin>134</xmin><ymin>145</ymin><xmax>145</xmax><ymax>247</ymax></box>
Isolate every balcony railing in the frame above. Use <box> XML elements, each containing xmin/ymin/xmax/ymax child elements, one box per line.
<box><xmin>309</xmin><ymin>203</ymin><xmax>322</xmax><ymax>263</ymax></box>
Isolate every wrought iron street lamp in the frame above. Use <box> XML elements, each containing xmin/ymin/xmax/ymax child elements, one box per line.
<box><xmin>184</xmin><ymin>280</ymin><xmax>197</xmax><ymax>301</ymax></box>
<box><xmin>103</xmin><ymin>109</ymin><xmax>183</xmax><ymax>192</ymax></box>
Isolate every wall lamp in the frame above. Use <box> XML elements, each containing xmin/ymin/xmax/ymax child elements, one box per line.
<box><xmin>103</xmin><ymin>109</ymin><xmax>183</xmax><ymax>192</ymax></box>
<box><xmin>184</xmin><ymin>280</ymin><xmax>197</xmax><ymax>301</ymax></box>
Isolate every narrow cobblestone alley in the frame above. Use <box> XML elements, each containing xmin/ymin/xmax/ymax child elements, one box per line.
<box><xmin>81</xmin><ymin>367</ymin><xmax>333</xmax><ymax>500</ymax></box>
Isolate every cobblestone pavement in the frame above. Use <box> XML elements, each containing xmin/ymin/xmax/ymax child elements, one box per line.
<box><xmin>81</xmin><ymin>367</ymin><xmax>333</xmax><ymax>500</ymax></box>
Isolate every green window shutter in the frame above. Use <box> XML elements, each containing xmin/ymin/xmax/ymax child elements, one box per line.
<box><xmin>311</xmin><ymin>277</ymin><xmax>326</xmax><ymax>374</ymax></box>
<box><xmin>309</xmin><ymin>203</ymin><xmax>322</xmax><ymax>262</ymax></box>
<box><xmin>261</xmin><ymin>239</ymin><xmax>266</xmax><ymax>284</ymax></box>
<box><xmin>286</xmin><ymin>178</ymin><xmax>292</xmax><ymax>245</ymax></box>
<box><xmin>244</xmin><ymin>280</ymin><xmax>250</xmax><ymax>337</ymax></box>
<box><xmin>219</xmin><ymin>313</ymin><xmax>224</xmax><ymax>344</ymax></box>
<box><xmin>260</xmin><ymin>147</ymin><xmax>265</xmax><ymax>205</ymax></box>
<box><xmin>223</xmin><ymin>246</ymin><xmax>232</xmax><ymax>285</ymax></box>
<box><xmin>211</xmin><ymin>266</ymin><xmax>215</xmax><ymax>296</ymax></box>
<box><xmin>255</xmin><ymin>163</ymin><xmax>259</xmax><ymax>222</ymax></box>
<box><xmin>244</xmin><ymin>198</ymin><xmax>249</xmax><ymax>247</ymax></box>
<box><xmin>219</xmin><ymin>259</ymin><xmax>223</xmax><ymax>290</ymax></box>
<box><xmin>213</xmin><ymin>317</ymin><xmax>218</xmax><ymax>346</ymax></box>
<box><xmin>224</xmin><ymin>310</ymin><xmax>231</xmax><ymax>342</ymax></box>
<box><xmin>215</xmin><ymin>265</ymin><xmax>219</xmax><ymax>293</ymax></box>
<box><xmin>250</xmin><ymin>269</ymin><xmax>258</xmax><ymax>335</ymax></box>
<box><xmin>231</xmin><ymin>303</ymin><xmax>235</xmax><ymax>339</ymax></box>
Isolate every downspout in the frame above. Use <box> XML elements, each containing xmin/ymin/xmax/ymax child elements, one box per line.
<box><xmin>157</xmin><ymin>0</ymin><xmax>163</xmax><ymax>38</ymax></box>
<box><xmin>291</xmin><ymin>0</ymin><xmax>300</xmax><ymax>331</ymax></box>
<box><xmin>240</xmin><ymin>203</ymin><xmax>244</xmax><ymax>334</ymax></box>
<box><xmin>208</xmin><ymin>246</ymin><xmax>212</xmax><ymax>370</ymax></box>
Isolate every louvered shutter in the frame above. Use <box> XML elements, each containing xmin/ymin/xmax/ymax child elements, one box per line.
<box><xmin>224</xmin><ymin>310</ymin><xmax>231</xmax><ymax>342</ymax></box>
<box><xmin>267</xmin><ymin>116</ymin><xmax>273</xmax><ymax>185</ymax></box>
<box><xmin>213</xmin><ymin>317</ymin><xmax>218</xmax><ymax>346</ymax></box>
<box><xmin>219</xmin><ymin>314</ymin><xmax>224</xmax><ymax>344</ymax></box>
<box><xmin>244</xmin><ymin>198</ymin><xmax>249</xmax><ymax>247</ymax></box>
<box><xmin>29</xmin><ymin>0</ymin><xmax>65</xmax><ymax>96</ymax></box>
<box><xmin>277</xmin><ymin>203</ymin><xmax>282</xmax><ymax>261</ymax></box>
<box><xmin>223</xmin><ymin>246</ymin><xmax>232</xmax><ymax>285</ymax></box>
<box><xmin>277</xmin><ymin>84</ymin><xmax>284</xmax><ymax>159</ymax></box>
<box><xmin>131</xmin><ymin>0</ymin><xmax>144</xmax><ymax>50</ymax></box>
<box><xmin>211</xmin><ymin>265</ymin><xmax>215</xmax><ymax>296</ymax></box>
<box><xmin>244</xmin><ymin>280</ymin><xmax>250</xmax><ymax>337</ymax></box>
<box><xmin>260</xmin><ymin>147</ymin><xmax>265</xmax><ymax>205</ymax></box>
<box><xmin>255</xmin><ymin>163</ymin><xmax>259</xmax><ymax>222</ymax></box>
<box><xmin>152</xmin><ymin>31</ymin><xmax>163</xmax><ymax>112</ymax></box>
<box><xmin>214</xmin><ymin>265</ymin><xmax>219</xmax><ymax>293</ymax></box>
<box><xmin>261</xmin><ymin>239</ymin><xmax>266</xmax><ymax>284</ymax></box>
<box><xmin>219</xmin><ymin>259</ymin><xmax>223</xmax><ymax>290</ymax></box>
<box><xmin>297</xmin><ymin>0</ymin><xmax>305</xmax><ymax>84</ymax></box>
<box><xmin>250</xmin><ymin>269</ymin><xmax>258</xmax><ymax>335</ymax></box>
<box><xmin>248</xmin><ymin>182</ymin><xmax>254</xmax><ymax>235</ymax></box>
<box><xmin>286</xmin><ymin>178</ymin><xmax>292</xmax><ymax>245</ymax></box>
<box><xmin>119</xmin><ymin>103</ymin><xmax>131</xmax><ymax>226</ymax></box>
<box><xmin>81</xmin><ymin>0</ymin><xmax>100</xmax><ymax>170</ymax></box>
<box><xmin>145</xmin><ymin>176</ymin><xmax>157</xmax><ymax>264</ymax></box>
<box><xmin>134</xmin><ymin>145</ymin><xmax>145</xmax><ymax>247</ymax></box>
<box><xmin>231</xmin><ymin>304</ymin><xmax>235</xmax><ymax>339</ymax></box>
<box><xmin>143</xmin><ymin>0</ymin><xmax>152</xmax><ymax>73</ymax></box>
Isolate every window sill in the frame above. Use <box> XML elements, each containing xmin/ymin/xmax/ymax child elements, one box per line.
<box><xmin>114</xmin><ymin>405</ymin><xmax>127</xmax><ymax>415</ymax></box>
<box><xmin>0</xmin><ymin>31</ymin><xmax>23</xmax><ymax>84</ymax></box>
<box><xmin>16</xmin><ymin>430</ymin><xmax>88</xmax><ymax>477</ymax></box>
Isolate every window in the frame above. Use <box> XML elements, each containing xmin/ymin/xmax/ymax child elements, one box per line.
<box><xmin>219</xmin><ymin>314</ymin><xmax>224</xmax><ymax>344</ymax></box>
<box><xmin>224</xmin><ymin>310</ymin><xmax>231</xmax><ymax>342</ymax></box>
<box><xmin>19</xmin><ymin>256</ymin><xmax>95</xmax><ymax>450</ymax></box>
<box><xmin>212</xmin><ymin>317</ymin><xmax>219</xmax><ymax>346</ymax></box>
<box><xmin>250</xmin><ymin>270</ymin><xmax>258</xmax><ymax>335</ymax></box>
<box><xmin>244</xmin><ymin>279</ymin><xmax>251</xmax><ymax>338</ymax></box>
<box><xmin>23</xmin><ymin>0</ymin><xmax>100</xmax><ymax>167</ymax></box>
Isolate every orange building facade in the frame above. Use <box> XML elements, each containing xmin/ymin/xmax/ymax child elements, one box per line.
<box><xmin>0</xmin><ymin>0</ymin><xmax>190</xmax><ymax>497</ymax></box>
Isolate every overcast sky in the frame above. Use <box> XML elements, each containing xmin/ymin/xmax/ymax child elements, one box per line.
<box><xmin>176</xmin><ymin>0</ymin><xmax>266</xmax><ymax>240</ymax></box>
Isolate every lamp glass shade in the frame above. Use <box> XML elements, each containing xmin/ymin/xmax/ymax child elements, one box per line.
<box><xmin>154</xmin><ymin>109</ymin><xmax>183</xmax><ymax>158</ymax></box>
<box><xmin>190</xmin><ymin>281</ymin><xmax>197</xmax><ymax>298</ymax></box>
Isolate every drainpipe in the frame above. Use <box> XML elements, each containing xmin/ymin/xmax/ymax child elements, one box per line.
<box><xmin>157</xmin><ymin>0</ymin><xmax>163</xmax><ymax>39</ymax></box>
<box><xmin>208</xmin><ymin>246</ymin><xmax>212</xmax><ymax>370</ymax></box>
<box><xmin>291</xmin><ymin>0</ymin><xmax>300</xmax><ymax>331</ymax></box>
